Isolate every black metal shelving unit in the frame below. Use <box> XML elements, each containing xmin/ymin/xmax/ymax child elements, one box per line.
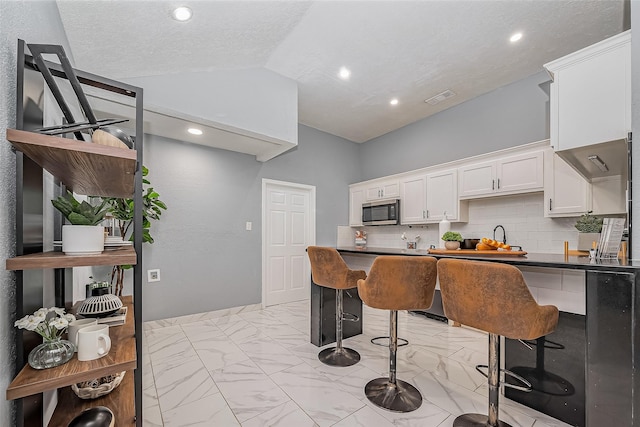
<box><xmin>11</xmin><ymin>39</ymin><xmax>144</xmax><ymax>426</ymax></box>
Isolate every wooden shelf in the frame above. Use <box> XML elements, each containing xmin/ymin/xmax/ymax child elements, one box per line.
<box><xmin>6</xmin><ymin>246</ymin><xmax>136</xmax><ymax>271</ymax></box>
<box><xmin>6</xmin><ymin>128</ymin><xmax>137</xmax><ymax>198</ymax></box>
<box><xmin>48</xmin><ymin>368</ymin><xmax>135</xmax><ymax>426</ymax></box>
<box><xmin>6</xmin><ymin>296</ymin><xmax>136</xmax><ymax>401</ymax></box>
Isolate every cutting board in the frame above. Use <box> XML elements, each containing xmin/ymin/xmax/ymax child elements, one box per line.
<box><xmin>428</xmin><ymin>249</ymin><xmax>527</xmax><ymax>257</ymax></box>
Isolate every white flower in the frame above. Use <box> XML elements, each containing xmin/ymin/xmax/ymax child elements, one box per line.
<box><xmin>34</xmin><ymin>307</ymin><xmax>48</xmax><ymax>318</ymax></box>
<box><xmin>23</xmin><ymin>316</ymin><xmax>42</xmax><ymax>331</ymax></box>
<box><xmin>14</xmin><ymin>306</ymin><xmax>73</xmax><ymax>340</ymax></box>
<box><xmin>50</xmin><ymin>317</ymin><xmax>68</xmax><ymax>330</ymax></box>
<box><xmin>49</xmin><ymin>307</ymin><xmax>65</xmax><ymax>316</ymax></box>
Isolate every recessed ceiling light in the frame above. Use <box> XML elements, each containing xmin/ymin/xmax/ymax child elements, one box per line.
<box><xmin>390</xmin><ymin>98</ymin><xmax>399</xmax><ymax>106</ymax></box>
<box><xmin>338</xmin><ymin>67</ymin><xmax>351</xmax><ymax>80</ymax></box>
<box><xmin>172</xmin><ymin>6</ymin><xmax>193</xmax><ymax>22</ymax></box>
<box><xmin>510</xmin><ymin>32</ymin><xmax>523</xmax><ymax>43</ymax></box>
<box><xmin>188</xmin><ymin>128</ymin><xmax>203</xmax><ymax>135</ymax></box>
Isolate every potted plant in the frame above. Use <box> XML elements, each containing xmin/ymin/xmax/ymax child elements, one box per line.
<box><xmin>15</xmin><ymin>306</ymin><xmax>76</xmax><ymax>369</ymax></box>
<box><xmin>442</xmin><ymin>231</ymin><xmax>463</xmax><ymax>250</ymax></box>
<box><xmin>575</xmin><ymin>212</ymin><xmax>603</xmax><ymax>251</ymax></box>
<box><xmin>51</xmin><ymin>192</ymin><xmax>109</xmax><ymax>255</ymax></box>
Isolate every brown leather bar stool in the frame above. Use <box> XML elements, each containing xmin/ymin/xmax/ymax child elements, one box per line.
<box><xmin>307</xmin><ymin>246</ymin><xmax>367</xmax><ymax>367</ymax></box>
<box><xmin>437</xmin><ymin>259</ymin><xmax>559</xmax><ymax>427</ymax></box>
<box><xmin>357</xmin><ymin>255</ymin><xmax>438</xmax><ymax>412</ymax></box>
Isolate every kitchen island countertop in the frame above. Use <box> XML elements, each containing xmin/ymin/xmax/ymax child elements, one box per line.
<box><xmin>336</xmin><ymin>246</ymin><xmax>640</xmax><ymax>273</ymax></box>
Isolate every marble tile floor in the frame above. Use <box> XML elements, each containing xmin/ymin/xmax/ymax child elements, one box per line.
<box><xmin>142</xmin><ymin>300</ymin><xmax>572</xmax><ymax>427</ymax></box>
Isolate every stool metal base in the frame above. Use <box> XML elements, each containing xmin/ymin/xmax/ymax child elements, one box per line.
<box><xmin>318</xmin><ymin>347</ymin><xmax>361</xmax><ymax>367</ymax></box>
<box><xmin>364</xmin><ymin>377</ymin><xmax>422</xmax><ymax>413</ymax></box>
<box><xmin>453</xmin><ymin>413</ymin><xmax>512</xmax><ymax>427</ymax></box>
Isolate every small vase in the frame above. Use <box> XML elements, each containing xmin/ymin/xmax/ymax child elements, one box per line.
<box><xmin>444</xmin><ymin>241</ymin><xmax>461</xmax><ymax>250</ymax></box>
<box><xmin>28</xmin><ymin>338</ymin><xmax>75</xmax><ymax>370</ymax></box>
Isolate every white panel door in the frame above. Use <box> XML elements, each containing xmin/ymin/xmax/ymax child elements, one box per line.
<box><xmin>263</xmin><ymin>180</ymin><xmax>315</xmax><ymax>307</ymax></box>
<box><xmin>458</xmin><ymin>161</ymin><xmax>495</xmax><ymax>198</ymax></box>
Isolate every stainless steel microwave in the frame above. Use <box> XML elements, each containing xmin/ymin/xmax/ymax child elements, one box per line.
<box><xmin>362</xmin><ymin>199</ymin><xmax>400</xmax><ymax>225</ymax></box>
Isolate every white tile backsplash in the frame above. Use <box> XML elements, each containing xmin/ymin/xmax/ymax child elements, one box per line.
<box><xmin>342</xmin><ymin>193</ymin><xmax>580</xmax><ymax>253</ymax></box>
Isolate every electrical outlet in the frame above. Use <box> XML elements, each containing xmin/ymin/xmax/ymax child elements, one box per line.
<box><xmin>148</xmin><ymin>269</ymin><xmax>161</xmax><ymax>282</ymax></box>
<box><xmin>245</xmin><ymin>221</ymin><xmax>252</xmax><ymax>231</ymax></box>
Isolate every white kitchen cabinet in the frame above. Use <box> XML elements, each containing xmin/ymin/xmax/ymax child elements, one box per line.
<box><xmin>400</xmin><ymin>169</ymin><xmax>467</xmax><ymax>224</ymax></box>
<box><xmin>544</xmin><ymin>149</ymin><xmax>627</xmax><ymax>217</ymax></box>
<box><xmin>544</xmin><ymin>150</ymin><xmax>590</xmax><ymax>217</ymax></box>
<box><xmin>349</xmin><ymin>185</ymin><xmax>366</xmax><ymax>226</ymax></box>
<box><xmin>426</xmin><ymin>169</ymin><xmax>464</xmax><ymax>222</ymax></box>
<box><xmin>400</xmin><ymin>174</ymin><xmax>427</xmax><ymax>224</ymax></box>
<box><xmin>459</xmin><ymin>151</ymin><xmax>544</xmax><ymax>199</ymax></box>
<box><xmin>591</xmin><ymin>175</ymin><xmax>627</xmax><ymax>215</ymax></box>
<box><xmin>365</xmin><ymin>179</ymin><xmax>399</xmax><ymax>201</ymax></box>
<box><xmin>545</xmin><ymin>30</ymin><xmax>631</xmax><ymax>151</ymax></box>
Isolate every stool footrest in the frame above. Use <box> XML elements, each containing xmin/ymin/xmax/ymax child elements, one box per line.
<box><xmin>475</xmin><ymin>365</ymin><xmax>532</xmax><ymax>392</ymax></box>
<box><xmin>371</xmin><ymin>336</ymin><xmax>409</xmax><ymax>347</ymax></box>
<box><xmin>342</xmin><ymin>312</ymin><xmax>359</xmax><ymax>322</ymax></box>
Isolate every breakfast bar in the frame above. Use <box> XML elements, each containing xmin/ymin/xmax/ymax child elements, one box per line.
<box><xmin>309</xmin><ymin>246</ymin><xmax>640</xmax><ymax>427</ymax></box>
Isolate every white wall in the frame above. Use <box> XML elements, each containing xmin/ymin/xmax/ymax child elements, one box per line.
<box><xmin>124</xmin><ymin>68</ymin><xmax>298</xmax><ymax>146</ymax></box>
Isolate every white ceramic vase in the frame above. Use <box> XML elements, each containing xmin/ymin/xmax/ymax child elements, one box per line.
<box><xmin>62</xmin><ymin>225</ymin><xmax>104</xmax><ymax>255</ymax></box>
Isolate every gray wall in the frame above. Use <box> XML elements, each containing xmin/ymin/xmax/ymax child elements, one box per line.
<box><xmin>0</xmin><ymin>1</ymin><xmax>73</xmax><ymax>424</ymax></box>
<box><xmin>141</xmin><ymin>124</ymin><xmax>361</xmax><ymax>321</ymax></box>
<box><xmin>359</xmin><ymin>71</ymin><xmax>551</xmax><ymax>180</ymax></box>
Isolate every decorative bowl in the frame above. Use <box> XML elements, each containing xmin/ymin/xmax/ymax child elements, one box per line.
<box><xmin>72</xmin><ymin>371</ymin><xmax>125</xmax><ymax>399</ymax></box>
<box><xmin>68</xmin><ymin>406</ymin><xmax>114</xmax><ymax>427</ymax></box>
<box><xmin>78</xmin><ymin>294</ymin><xmax>123</xmax><ymax>318</ymax></box>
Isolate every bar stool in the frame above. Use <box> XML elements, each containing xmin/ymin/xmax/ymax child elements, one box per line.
<box><xmin>437</xmin><ymin>259</ymin><xmax>559</xmax><ymax>427</ymax></box>
<box><xmin>357</xmin><ymin>255</ymin><xmax>438</xmax><ymax>412</ymax></box>
<box><xmin>307</xmin><ymin>246</ymin><xmax>367</xmax><ymax>367</ymax></box>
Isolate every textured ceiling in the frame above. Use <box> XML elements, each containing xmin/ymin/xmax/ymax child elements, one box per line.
<box><xmin>56</xmin><ymin>0</ymin><xmax>626</xmax><ymax>143</ymax></box>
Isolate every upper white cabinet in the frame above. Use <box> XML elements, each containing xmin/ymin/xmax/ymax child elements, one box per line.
<box><xmin>365</xmin><ymin>179</ymin><xmax>400</xmax><ymax>201</ymax></box>
<box><xmin>459</xmin><ymin>151</ymin><xmax>544</xmax><ymax>199</ymax></box>
<box><xmin>399</xmin><ymin>169</ymin><xmax>467</xmax><ymax>224</ymax></box>
<box><xmin>544</xmin><ymin>149</ymin><xmax>590</xmax><ymax>217</ymax></box>
<box><xmin>349</xmin><ymin>184</ymin><xmax>366</xmax><ymax>226</ymax></box>
<box><xmin>544</xmin><ymin>30</ymin><xmax>631</xmax><ymax>151</ymax></box>
<box><xmin>400</xmin><ymin>174</ymin><xmax>427</xmax><ymax>224</ymax></box>
<box><xmin>426</xmin><ymin>169</ymin><xmax>464</xmax><ymax>222</ymax></box>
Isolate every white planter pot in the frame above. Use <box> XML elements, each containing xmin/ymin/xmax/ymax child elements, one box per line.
<box><xmin>444</xmin><ymin>241</ymin><xmax>461</xmax><ymax>250</ymax></box>
<box><xmin>62</xmin><ymin>225</ymin><xmax>105</xmax><ymax>255</ymax></box>
<box><xmin>577</xmin><ymin>233</ymin><xmax>601</xmax><ymax>251</ymax></box>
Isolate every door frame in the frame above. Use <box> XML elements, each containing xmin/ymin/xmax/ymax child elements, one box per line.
<box><xmin>261</xmin><ymin>178</ymin><xmax>316</xmax><ymax>308</ymax></box>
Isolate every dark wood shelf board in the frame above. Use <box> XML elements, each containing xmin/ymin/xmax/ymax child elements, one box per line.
<box><xmin>6</xmin><ymin>128</ymin><xmax>137</xmax><ymax>198</ymax></box>
<box><xmin>6</xmin><ymin>297</ymin><xmax>136</xmax><ymax>400</ymax></box>
<box><xmin>49</xmin><ymin>368</ymin><xmax>135</xmax><ymax>426</ymax></box>
<box><xmin>6</xmin><ymin>247</ymin><xmax>136</xmax><ymax>271</ymax></box>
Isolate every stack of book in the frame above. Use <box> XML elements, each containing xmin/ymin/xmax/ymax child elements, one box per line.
<box><xmin>596</xmin><ymin>218</ymin><xmax>626</xmax><ymax>259</ymax></box>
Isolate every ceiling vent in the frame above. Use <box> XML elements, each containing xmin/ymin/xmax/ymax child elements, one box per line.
<box><xmin>425</xmin><ymin>89</ymin><xmax>456</xmax><ymax>105</ymax></box>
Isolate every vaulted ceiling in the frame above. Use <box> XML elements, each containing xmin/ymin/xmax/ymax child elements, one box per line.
<box><xmin>57</xmin><ymin>0</ymin><xmax>627</xmax><ymax>143</ymax></box>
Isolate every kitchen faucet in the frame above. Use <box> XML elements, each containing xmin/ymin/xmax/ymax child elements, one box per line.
<box><xmin>493</xmin><ymin>225</ymin><xmax>506</xmax><ymax>244</ymax></box>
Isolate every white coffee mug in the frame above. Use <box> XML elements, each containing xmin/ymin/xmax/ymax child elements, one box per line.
<box><xmin>76</xmin><ymin>324</ymin><xmax>111</xmax><ymax>361</ymax></box>
<box><xmin>67</xmin><ymin>318</ymin><xmax>97</xmax><ymax>352</ymax></box>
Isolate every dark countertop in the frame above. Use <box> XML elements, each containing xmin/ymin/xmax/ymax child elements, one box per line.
<box><xmin>337</xmin><ymin>246</ymin><xmax>640</xmax><ymax>273</ymax></box>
